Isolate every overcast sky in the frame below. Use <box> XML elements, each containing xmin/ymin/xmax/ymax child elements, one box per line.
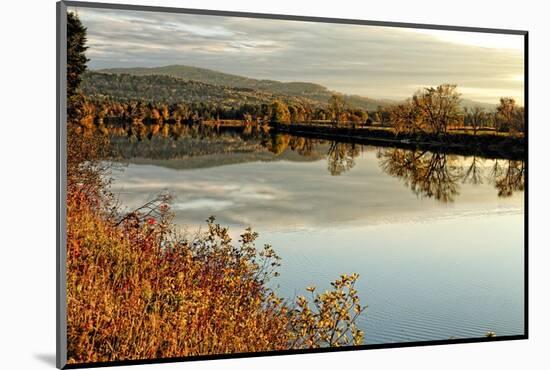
<box><xmin>71</xmin><ymin>6</ymin><xmax>524</xmax><ymax>104</ymax></box>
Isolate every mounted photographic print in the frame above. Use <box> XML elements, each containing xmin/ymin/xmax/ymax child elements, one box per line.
<box><xmin>56</xmin><ymin>1</ymin><xmax>528</xmax><ymax>368</ymax></box>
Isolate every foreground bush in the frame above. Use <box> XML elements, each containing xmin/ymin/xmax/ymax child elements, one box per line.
<box><xmin>66</xmin><ymin>127</ymin><xmax>366</xmax><ymax>363</ymax></box>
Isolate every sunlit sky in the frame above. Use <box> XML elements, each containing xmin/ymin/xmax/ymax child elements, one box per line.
<box><xmin>71</xmin><ymin>6</ymin><xmax>525</xmax><ymax>105</ymax></box>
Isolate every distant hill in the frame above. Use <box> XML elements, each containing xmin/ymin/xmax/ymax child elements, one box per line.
<box><xmin>94</xmin><ymin>65</ymin><xmax>384</xmax><ymax>110</ymax></box>
<box><xmin>97</xmin><ymin>65</ymin><xmax>329</xmax><ymax>96</ymax></box>
<box><xmin>460</xmin><ymin>98</ymin><xmax>497</xmax><ymax>112</ymax></box>
<box><xmin>81</xmin><ymin>72</ymin><xmax>281</xmax><ymax>105</ymax></box>
<box><xmin>90</xmin><ymin>64</ymin><xmax>496</xmax><ymax>111</ymax></box>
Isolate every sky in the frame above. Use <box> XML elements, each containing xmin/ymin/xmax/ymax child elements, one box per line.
<box><xmin>71</xmin><ymin>6</ymin><xmax>525</xmax><ymax>105</ymax></box>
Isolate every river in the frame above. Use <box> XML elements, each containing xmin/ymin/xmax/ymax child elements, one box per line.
<box><xmin>108</xmin><ymin>130</ymin><xmax>525</xmax><ymax>344</ymax></box>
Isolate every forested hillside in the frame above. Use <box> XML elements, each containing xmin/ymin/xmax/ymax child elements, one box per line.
<box><xmin>98</xmin><ymin>64</ymin><xmax>331</xmax><ymax>96</ymax></box>
<box><xmin>81</xmin><ymin>72</ymin><xmax>281</xmax><ymax>105</ymax></box>
<box><xmin>94</xmin><ymin>65</ymin><xmax>386</xmax><ymax>110</ymax></box>
<box><xmin>88</xmin><ymin>65</ymin><xmax>497</xmax><ymax>111</ymax></box>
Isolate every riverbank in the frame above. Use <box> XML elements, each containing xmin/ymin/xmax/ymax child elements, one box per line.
<box><xmin>270</xmin><ymin>123</ymin><xmax>525</xmax><ymax>160</ymax></box>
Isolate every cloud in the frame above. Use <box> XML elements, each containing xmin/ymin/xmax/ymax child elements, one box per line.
<box><xmin>70</xmin><ymin>6</ymin><xmax>524</xmax><ymax>104</ymax></box>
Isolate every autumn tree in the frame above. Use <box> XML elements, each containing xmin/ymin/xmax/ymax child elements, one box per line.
<box><xmin>270</xmin><ymin>100</ymin><xmax>291</xmax><ymax>124</ymax></box>
<box><xmin>388</xmin><ymin>99</ymin><xmax>423</xmax><ymax>134</ymax></box>
<box><xmin>328</xmin><ymin>94</ymin><xmax>345</xmax><ymax>125</ymax></box>
<box><xmin>496</xmin><ymin>99</ymin><xmax>525</xmax><ymax>133</ymax></box>
<box><xmin>349</xmin><ymin>109</ymin><xmax>368</xmax><ymax>125</ymax></box>
<box><xmin>514</xmin><ymin>106</ymin><xmax>526</xmax><ymax>133</ymax></box>
<box><xmin>172</xmin><ymin>104</ymin><xmax>190</xmax><ymax>123</ymax></box>
<box><xmin>495</xmin><ymin>97</ymin><xmax>517</xmax><ymax>132</ymax></box>
<box><xmin>412</xmin><ymin>84</ymin><xmax>462</xmax><ymax>135</ymax></box>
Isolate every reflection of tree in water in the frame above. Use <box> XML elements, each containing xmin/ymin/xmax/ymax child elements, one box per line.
<box><xmin>327</xmin><ymin>142</ymin><xmax>361</xmax><ymax>176</ymax></box>
<box><xmin>458</xmin><ymin>156</ymin><xmax>526</xmax><ymax>198</ymax></box>
<box><xmin>263</xmin><ymin>135</ymin><xmax>361</xmax><ymax>176</ymax></box>
<box><xmin>266</xmin><ymin>134</ymin><xmax>291</xmax><ymax>155</ymax></box>
<box><xmin>113</xmin><ymin>124</ymin><xmax>525</xmax><ymax>200</ymax></box>
<box><xmin>379</xmin><ymin>149</ymin><xmax>525</xmax><ymax>201</ymax></box>
<box><xmin>110</xmin><ymin>125</ymin><xmax>269</xmax><ymax>160</ymax></box>
<box><xmin>489</xmin><ymin>160</ymin><xmax>525</xmax><ymax>197</ymax></box>
<box><xmin>462</xmin><ymin>156</ymin><xmax>484</xmax><ymax>185</ymax></box>
<box><xmin>289</xmin><ymin>136</ymin><xmax>316</xmax><ymax>157</ymax></box>
<box><xmin>378</xmin><ymin>148</ymin><xmax>462</xmax><ymax>202</ymax></box>
<box><xmin>265</xmin><ymin>134</ymin><xmax>320</xmax><ymax>157</ymax></box>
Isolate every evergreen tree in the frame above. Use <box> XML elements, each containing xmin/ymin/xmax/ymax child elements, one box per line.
<box><xmin>67</xmin><ymin>11</ymin><xmax>89</xmax><ymax>97</ymax></box>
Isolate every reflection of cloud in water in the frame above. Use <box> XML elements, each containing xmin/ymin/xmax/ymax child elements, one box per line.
<box><xmin>168</xmin><ymin>184</ymin><xmax>284</xmax><ymax>212</ymax></box>
<box><xmin>110</xmin><ymin>152</ymin><xmax>523</xmax><ymax>233</ymax></box>
<box><xmin>106</xmin><ymin>146</ymin><xmax>524</xmax><ymax>345</ymax></box>
<box><xmin>172</xmin><ymin>199</ymin><xmax>234</xmax><ymax>212</ymax></box>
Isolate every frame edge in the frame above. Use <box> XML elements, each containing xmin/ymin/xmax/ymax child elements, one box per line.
<box><xmin>63</xmin><ymin>0</ymin><xmax>527</xmax><ymax>35</ymax></box>
<box><xmin>57</xmin><ymin>1</ymin><xmax>68</xmax><ymax>369</ymax></box>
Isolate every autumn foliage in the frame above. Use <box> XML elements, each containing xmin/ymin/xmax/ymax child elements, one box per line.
<box><xmin>65</xmin><ymin>125</ymin><xmax>366</xmax><ymax>363</ymax></box>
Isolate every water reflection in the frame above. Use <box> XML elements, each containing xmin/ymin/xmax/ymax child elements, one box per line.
<box><xmin>377</xmin><ymin>149</ymin><xmax>525</xmax><ymax>202</ymax></box>
<box><xmin>491</xmin><ymin>160</ymin><xmax>525</xmax><ymax>197</ymax></box>
<box><xmin>105</xmin><ymin>126</ymin><xmax>525</xmax><ymax>344</ymax></box>
<box><xmin>107</xmin><ymin>128</ymin><xmax>524</xmax><ymax>202</ymax></box>
<box><xmin>265</xmin><ymin>133</ymin><xmax>291</xmax><ymax>155</ymax></box>
<box><xmin>327</xmin><ymin>142</ymin><xmax>361</xmax><ymax>176</ymax></box>
<box><xmin>378</xmin><ymin>149</ymin><xmax>460</xmax><ymax>202</ymax></box>
<box><xmin>463</xmin><ymin>156</ymin><xmax>484</xmax><ymax>185</ymax></box>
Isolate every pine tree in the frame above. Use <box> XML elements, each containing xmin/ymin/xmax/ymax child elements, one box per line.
<box><xmin>67</xmin><ymin>11</ymin><xmax>89</xmax><ymax>97</ymax></box>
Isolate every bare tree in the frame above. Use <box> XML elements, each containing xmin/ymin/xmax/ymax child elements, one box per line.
<box><xmin>464</xmin><ymin>106</ymin><xmax>487</xmax><ymax>135</ymax></box>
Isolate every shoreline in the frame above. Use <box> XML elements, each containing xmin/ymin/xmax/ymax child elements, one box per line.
<box><xmin>269</xmin><ymin>123</ymin><xmax>525</xmax><ymax>160</ymax></box>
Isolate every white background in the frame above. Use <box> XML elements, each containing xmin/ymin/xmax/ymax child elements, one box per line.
<box><xmin>0</xmin><ymin>0</ymin><xmax>547</xmax><ymax>369</ymax></box>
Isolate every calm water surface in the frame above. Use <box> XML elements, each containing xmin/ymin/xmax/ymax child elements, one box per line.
<box><xmin>109</xmin><ymin>132</ymin><xmax>524</xmax><ymax>344</ymax></box>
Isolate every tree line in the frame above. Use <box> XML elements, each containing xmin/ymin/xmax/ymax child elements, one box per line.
<box><xmin>71</xmin><ymin>93</ymin><xmax>373</xmax><ymax>128</ymax></box>
<box><xmin>385</xmin><ymin>84</ymin><xmax>525</xmax><ymax>135</ymax></box>
<box><xmin>73</xmin><ymin>87</ymin><xmax>525</xmax><ymax>139</ymax></box>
